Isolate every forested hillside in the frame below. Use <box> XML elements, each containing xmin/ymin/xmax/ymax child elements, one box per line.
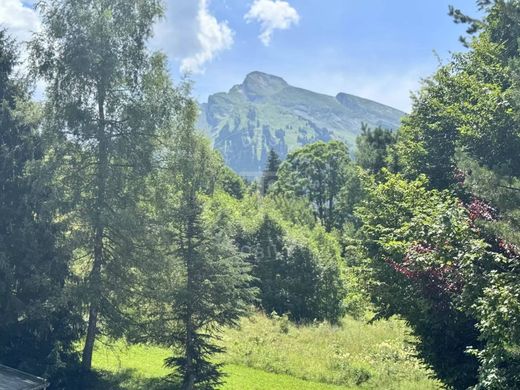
<box><xmin>0</xmin><ymin>1</ymin><xmax>519</xmax><ymax>390</ymax></box>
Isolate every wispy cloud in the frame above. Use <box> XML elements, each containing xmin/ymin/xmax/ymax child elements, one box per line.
<box><xmin>154</xmin><ymin>0</ymin><xmax>234</xmax><ymax>74</ymax></box>
<box><xmin>245</xmin><ymin>0</ymin><xmax>299</xmax><ymax>46</ymax></box>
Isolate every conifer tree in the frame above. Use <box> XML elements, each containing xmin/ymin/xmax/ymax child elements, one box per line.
<box><xmin>0</xmin><ymin>31</ymin><xmax>80</xmax><ymax>382</ymax></box>
<box><xmin>355</xmin><ymin>123</ymin><xmax>396</xmax><ymax>174</ymax></box>
<box><xmin>248</xmin><ymin>215</ymin><xmax>345</xmax><ymax>323</ymax></box>
<box><xmin>142</xmin><ymin>96</ymin><xmax>255</xmax><ymax>389</ymax></box>
<box><xmin>261</xmin><ymin>149</ymin><xmax>281</xmax><ymax>195</ymax></box>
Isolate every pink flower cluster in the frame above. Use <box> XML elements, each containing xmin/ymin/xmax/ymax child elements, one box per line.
<box><xmin>468</xmin><ymin>197</ymin><xmax>497</xmax><ymax>222</ymax></box>
<box><xmin>385</xmin><ymin>243</ymin><xmax>463</xmax><ymax>296</ymax></box>
<box><xmin>497</xmin><ymin>239</ymin><xmax>520</xmax><ymax>259</ymax></box>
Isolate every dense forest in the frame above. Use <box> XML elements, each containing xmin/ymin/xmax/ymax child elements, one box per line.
<box><xmin>1</xmin><ymin>0</ymin><xmax>520</xmax><ymax>389</ymax></box>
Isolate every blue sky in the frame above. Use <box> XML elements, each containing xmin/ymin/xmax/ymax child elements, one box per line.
<box><xmin>154</xmin><ymin>0</ymin><xmax>481</xmax><ymax>112</ymax></box>
<box><xmin>3</xmin><ymin>0</ymin><xmax>481</xmax><ymax>111</ymax></box>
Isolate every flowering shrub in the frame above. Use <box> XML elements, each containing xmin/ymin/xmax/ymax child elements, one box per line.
<box><xmin>355</xmin><ymin>173</ymin><xmax>485</xmax><ymax>389</ymax></box>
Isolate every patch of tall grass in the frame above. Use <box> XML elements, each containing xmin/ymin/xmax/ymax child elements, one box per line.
<box><xmin>219</xmin><ymin>312</ymin><xmax>443</xmax><ymax>389</ymax></box>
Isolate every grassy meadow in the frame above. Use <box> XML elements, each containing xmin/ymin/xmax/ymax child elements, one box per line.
<box><xmin>90</xmin><ymin>313</ymin><xmax>442</xmax><ymax>389</ymax></box>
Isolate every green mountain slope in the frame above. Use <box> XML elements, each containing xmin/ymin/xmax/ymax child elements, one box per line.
<box><xmin>198</xmin><ymin>71</ymin><xmax>405</xmax><ymax>177</ymax></box>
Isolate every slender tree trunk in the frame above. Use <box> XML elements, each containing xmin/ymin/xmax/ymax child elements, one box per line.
<box><xmin>317</xmin><ymin>179</ymin><xmax>325</xmax><ymax>226</ymax></box>
<box><xmin>326</xmin><ymin>195</ymin><xmax>334</xmax><ymax>232</ymax></box>
<box><xmin>81</xmin><ymin>296</ymin><xmax>99</xmax><ymax>370</ymax></box>
<box><xmin>182</xmin><ymin>317</ymin><xmax>195</xmax><ymax>390</ymax></box>
<box><xmin>182</xmin><ymin>193</ymin><xmax>196</xmax><ymax>390</ymax></box>
<box><xmin>317</xmin><ymin>198</ymin><xmax>325</xmax><ymax>226</ymax></box>
<box><xmin>326</xmin><ymin>171</ymin><xmax>338</xmax><ymax>232</ymax></box>
<box><xmin>82</xmin><ymin>93</ymin><xmax>108</xmax><ymax>371</ymax></box>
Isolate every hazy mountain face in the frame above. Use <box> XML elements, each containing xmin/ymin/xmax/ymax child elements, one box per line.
<box><xmin>198</xmin><ymin>71</ymin><xmax>406</xmax><ymax>177</ymax></box>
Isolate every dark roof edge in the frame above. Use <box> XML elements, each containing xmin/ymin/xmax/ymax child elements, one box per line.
<box><xmin>0</xmin><ymin>364</ymin><xmax>49</xmax><ymax>389</ymax></box>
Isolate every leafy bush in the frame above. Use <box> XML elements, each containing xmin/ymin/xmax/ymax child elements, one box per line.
<box><xmin>354</xmin><ymin>172</ymin><xmax>483</xmax><ymax>389</ymax></box>
<box><xmin>247</xmin><ymin>215</ymin><xmax>346</xmax><ymax>323</ymax></box>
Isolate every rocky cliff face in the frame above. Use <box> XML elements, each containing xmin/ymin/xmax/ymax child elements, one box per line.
<box><xmin>198</xmin><ymin>71</ymin><xmax>405</xmax><ymax>177</ymax></box>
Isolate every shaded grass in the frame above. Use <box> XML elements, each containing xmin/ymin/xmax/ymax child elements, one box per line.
<box><xmin>91</xmin><ymin>313</ymin><xmax>444</xmax><ymax>389</ymax></box>
<box><xmin>76</xmin><ymin>369</ymin><xmax>173</xmax><ymax>390</ymax></box>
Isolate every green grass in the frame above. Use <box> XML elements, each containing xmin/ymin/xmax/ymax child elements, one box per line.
<box><xmin>222</xmin><ymin>365</ymin><xmax>350</xmax><ymax>390</ymax></box>
<box><xmin>91</xmin><ymin>313</ymin><xmax>443</xmax><ymax>389</ymax></box>
<box><xmin>92</xmin><ymin>344</ymin><xmax>347</xmax><ymax>389</ymax></box>
<box><xmin>93</xmin><ymin>342</ymin><xmax>169</xmax><ymax>379</ymax></box>
<box><xmin>220</xmin><ymin>313</ymin><xmax>442</xmax><ymax>389</ymax></box>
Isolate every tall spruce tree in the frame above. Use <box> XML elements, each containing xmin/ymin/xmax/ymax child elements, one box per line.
<box><xmin>261</xmin><ymin>149</ymin><xmax>281</xmax><ymax>195</ymax></box>
<box><xmin>30</xmin><ymin>0</ymin><xmax>173</xmax><ymax>370</ymax></box>
<box><xmin>141</xmin><ymin>96</ymin><xmax>255</xmax><ymax>389</ymax></box>
<box><xmin>0</xmin><ymin>31</ymin><xmax>80</xmax><ymax>383</ymax></box>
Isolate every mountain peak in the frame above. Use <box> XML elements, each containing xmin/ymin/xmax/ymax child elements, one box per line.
<box><xmin>244</xmin><ymin>71</ymin><xmax>288</xmax><ymax>85</ymax></box>
<box><xmin>241</xmin><ymin>71</ymin><xmax>289</xmax><ymax>99</ymax></box>
<box><xmin>200</xmin><ymin>72</ymin><xmax>405</xmax><ymax>177</ymax></box>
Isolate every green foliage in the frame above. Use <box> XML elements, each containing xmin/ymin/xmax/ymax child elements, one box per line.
<box><xmin>393</xmin><ymin>15</ymin><xmax>519</xmax><ymax>188</ymax></box>
<box><xmin>356</xmin><ymin>169</ymin><xmax>520</xmax><ymax>389</ymax></box>
<box><xmin>246</xmin><ymin>216</ymin><xmax>345</xmax><ymax>323</ymax></box>
<box><xmin>355</xmin><ymin>173</ymin><xmax>485</xmax><ymax>389</ymax></box>
<box><xmin>467</xmin><ymin>258</ymin><xmax>520</xmax><ymax>389</ymax></box>
<box><xmin>202</xmin><ymin>190</ymin><xmax>348</xmax><ymax>324</ymax></box>
<box><xmin>392</xmin><ymin>66</ymin><xmax>460</xmax><ymax>189</ymax></box>
<box><xmin>217</xmin><ymin>164</ymin><xmax>246</xmax><ymax>199</ymax></box>
<box><xmin>387</xmin><ymin>3</ymin><xmax>520</xmax><ymax>387</ymax></box>
<box><xmin>247</xmin><ymin>215</ymin><xmax>287</xmax><ymax>315</ymax></box>
<box><xmin>8</xmin><ymin>2</ymin><xmax>520</xmax><ymax>390</ymax></box>
<box><xmin>267</xmin><ymin>195</ymin><xmax>318</xmax><ymax>228</ymax></box>
<box><xmin>340</xmin><ymin>223</ymin><xmax>373</xmax><ymax>319</ymax></box>
<box><xmin>335</xmin><ymin>166</ymin><xmax>367</xmax><ymax>230</ymax></box>
<box><xmin>0</xmin><ymin>30</ymin><xmax>81</xmax><ymax>385</ymax></box>
<box><xmin>453</xmin><ymin>157</ymin><xmax>520</xmax><ymax>389</ymax></box>
<box><xmin>261</xmin><ymin>149</ymin><xmax>281</xmax><ymax>195</ymax></box>
<box><xmin>274</xmin><ymin>141</ymin><xmax>354</xmax><ymax>231</ymax></box>
<box><xmin>136</xmin><ymin>97</ymin><xmax>256</xmax><ymax>389</ymax></box>
<box><xmin>30</xmin><ymin>0</ymin><xmax>174</xmax><ymax>370</ymax></box>
<box><xmin>355</xmin><ymin>124</ymin><xmax>397</xmax><ymax>174</ymax></box>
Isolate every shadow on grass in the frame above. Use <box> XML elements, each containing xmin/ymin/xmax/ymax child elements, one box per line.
<box><xmin>72</xmin><ymin>369</ymin><xmax>180</xmax><ymax>390</ymax></box>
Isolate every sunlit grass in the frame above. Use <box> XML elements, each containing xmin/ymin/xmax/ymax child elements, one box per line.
<box><xmin>92</xmin><ymin>343</ymin><xmax>346</xmax><ymax>389</ymax></box>
<box><xmin>220</xmin><ymin>313</ymin><xmax>443</xmax><ymax>389</ymax></box>
<box><xmin>91</xmin><ymin>313</ymin><xmax>443</xmax><ymax>389</ymax></box>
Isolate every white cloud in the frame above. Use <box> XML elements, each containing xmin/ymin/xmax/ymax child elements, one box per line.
<box><xmin>0</xmin><ymin>0</ymin><xmax>40</xmax><ymax>43</ymax></box>
<box><xmin>154</xmin><ymin>0</ymin><xmax>234</xmax><ymax>74</ymax></box>
<box><xmin>2</xmin><ymin>0</ymin><xmax>234</xmax><ymax>76</ymax></box>
<box><xmin>245</xmin><ymin>0</ymin><xmax>299</xmax><ymax>46</ymax></box>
